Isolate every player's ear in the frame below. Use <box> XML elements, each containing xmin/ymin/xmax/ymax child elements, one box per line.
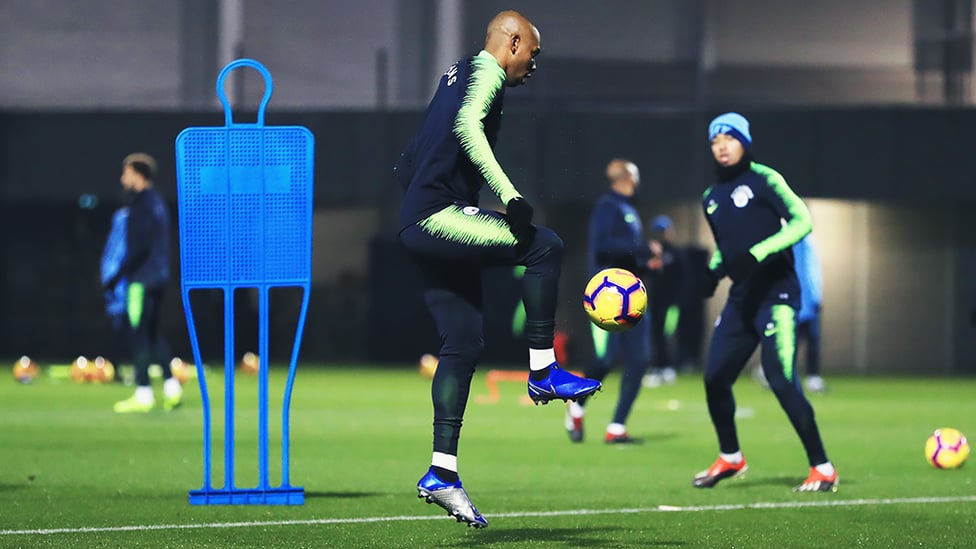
<box><xmin>510</xmin><ymin>34</ymin><xmax>520</xmax><ymax>55</ymax></box>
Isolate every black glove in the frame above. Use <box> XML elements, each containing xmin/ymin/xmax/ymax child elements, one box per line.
<box><xmin>701</xmin><ymin>269</ymin><xmax>720</xmax><ymax>298</ymax></box>
<box><xmin>728</xmin><ymin>253</ymin><xmax>759</xmax><ymax>282</ymax></box>
<box><xmin>506</xmin><ymin>197</ymin><xmax>534</xmax><ymax>233</ymax></box>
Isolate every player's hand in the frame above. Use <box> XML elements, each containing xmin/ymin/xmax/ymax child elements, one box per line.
<box><xmin>728</xmin><ymin>253</ymin><xmax>759</xmax><ymax>282</ymax></box>
<box><xmin>506</xmin><ymin>197</ymin><xmax>534</xmax><ymax>233</ymax></box>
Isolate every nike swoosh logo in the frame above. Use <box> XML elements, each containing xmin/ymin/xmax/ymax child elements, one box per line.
<box><xmin>528</xmin><ymin>381</ymin><xmax>554</xmax><ymax>396</ymax></box>
<box><xmin>707</xmin><ymin>204</ymin><xmax>718</xmax><ymax>215</ymax></box>
<box><xmin>764</xmin><ymin>328</ymin><xmax>776</xmax><ymax>337</ymax></box>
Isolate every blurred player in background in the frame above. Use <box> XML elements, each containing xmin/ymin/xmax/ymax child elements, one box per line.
<box><xmin>100</xmin><ymin>205</ymin><xmax>130</xmax><ymax>382</ymax></box>
<box><xmin>105</xmin><ymin>153</ymin><xmax>183</xmax><ymax>413</ymax></box>
<box><xmin>643</xmin><ymin>214</ymin><xmax>682</xmax><ymax>388</ymax></box>
<box><xmin>696</xmin><ymin>113</ymin><xmax>837</xmax><ymax>492</ymax></box>
<box><xmin>566</xmin><ymin>159</ymin><xmax>658</xmax><ymax>444</ymax></box>
<box><xmin>395</xmin><ymin>11</ymin><xmax>601</xmax><ymax>527</ymax></box>
<box><xmin>793</xmin><ymin>233</ymin><xmax>825</xmax><ymax>393</ymax></box>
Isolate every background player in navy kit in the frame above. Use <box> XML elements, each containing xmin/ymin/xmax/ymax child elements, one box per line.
<box><xmin>793</xmin><ymin>233</ymin><xmax>826</xmax><ymax>393</ymax></box>
<box><xmin>695</xmin><ymin>113</ymin><xmax>837</xmax><ymax>492</ymax></box>
<box><xmin>565</xmin><ymin>159</ymin><xmax>657</xmax><ymax>444</ymax></box>
<box><xmin>101</xmin><ymin>205</ymin><xmax>130</xmax><ymax>382</ymax></box>
<box><xmin>396</xmin><ymin>11</ymin><xmax>601</xmax><ymax>527</ymax></box>
<box><xmin>106</xmin><ymin>153</ymin><xmax>183</xmax><ymax>413</ymax></box>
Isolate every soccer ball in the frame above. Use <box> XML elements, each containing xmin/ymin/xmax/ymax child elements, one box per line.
<box><xmin>71</xmin><ymin>356</ymin><xmax>92</xmax><ymax>383</ymax></box>
<box><xmin>418</xmin><ymin>354</ymin><xmax>439</xmax><ymax>379</ymax></box>
<box><xmin>91</xmin><ymin>356</ymin><xmax>115</xmax><ymax>383</ymax></box>
<box><xmin>925</xmin><ymin>428</ymin><xmax>970</xmax><ymax>469</ymax></box>
<box><xmin>583</xmin><ymin>268</ymin><xmax>647</xmax><ymax>332</ymax></box>
<box><xmin>239</xmin><ymin>352</ymin><xmax>260</xmax><ymax>374</ymax></box>
<box><xmin>12</xmin><ymin>356</ymin><xmax>40</xmax><ymax>384</ymax></box>
<box><xmin>170</xmin><ymin>358</ymin><xmax>191</xmax><ymax>384</ymax></box>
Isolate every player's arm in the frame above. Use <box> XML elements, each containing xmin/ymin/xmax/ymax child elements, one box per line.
<box><xmin>701</xmin><ymin>187</ymin><xmax>727</xmax><ymax>279</ymax></box>
<box><xmin>748</xmin><ymin>163</ymin><xmax>812</xmax><ymax>262</ymax></box>
<box><xmin>453</xmin><ymin>55</ymin><xmax>522</xmax><ymax>205</ymax></box>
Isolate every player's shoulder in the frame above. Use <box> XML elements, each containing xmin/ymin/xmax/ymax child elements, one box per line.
<box><xmin>749</xmin><ymin>161</ymin><xmax>788</xmax><ymax>187</ymax></box>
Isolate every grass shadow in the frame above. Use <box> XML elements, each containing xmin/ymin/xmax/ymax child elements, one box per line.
<box><xmin>437</xmin><ymin>527</ymin><xmax>687</xmax><ymax>548</ymax></box>
<box><xmin>303</xmin><ymin>491</ymin><xmax>385</xmax><ymax>499</ymax></box>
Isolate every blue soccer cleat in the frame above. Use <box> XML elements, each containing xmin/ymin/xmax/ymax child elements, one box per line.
<box><xmin>527</xmin><ymin>363</ymin><xmax>602</xmax><ymax>405</ymax></box>
<box><xmin>417</xmin><ymin>468</ymin><xmax>488</xmax><ymax>528</ymax></box>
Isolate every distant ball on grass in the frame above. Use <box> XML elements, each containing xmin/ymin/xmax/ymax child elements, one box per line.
<box><xmin>926</xmin><ymin>428</ymin><xmax>970</xmax><ymax>469</ymax></box>
<box><xmin>239</xmin><ymin>352</ymin><xmax>260</xmax><ymax>374</ymax></box>
<box><xmin>170</xmin><ymin>358</ymin><xmax>191</xmax><ymax>384</ymax></box>
<box><xmin>92</xmin><ymin>356</ymin><xmax>115</xmax><ymax>383</ymax></box>
<box><xmin>12</xmin><ymin>356</ymin><xmax>40</xmax><ymax>384</ymax></box>
<box><xmin>71</xmin><ymin>356</ymin><xmax>91</xmax><ymax>383</ymax></box>
<box><xmin>418</xmin><ymin>354</ymin><xmax>439</xmax><ymax>379</ymax></box>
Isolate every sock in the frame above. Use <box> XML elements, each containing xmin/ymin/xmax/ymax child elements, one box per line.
<box><xmin>163</xmin><ymin>377</ymin><xmax>183</xmax><ymax>399</ymax></box>
<box><xmin>431</xmin><ymin>452</ymin><xmax>458</xmax><ymax>483</ymax></box>
<box><xmin>529</xmin><ymin>348</ymin><xmax>555</xmax><ymax>371</ymax></box>
<box><xmin>606</xmin><ymin>422</ymin><xmax>626</xmax><ymax>435</ymax></box>
<box><xmin>134</xmin><ymin>385</ymin><xmax>154</xmax><ymax>405</ymax></box>
<box><xmin>720</xmin><ymin>451</ymin><xmax>743</xmax><ymax>464</ymax></box>
<box><xmin>814</xmin><ymin>461</ymin><xmax>835</xmax><ymax>477</ymax></box>
<box><xmin>568</xmin><ymin>401</ymin><xmax>584</xmax><ymax>418</ymax></box>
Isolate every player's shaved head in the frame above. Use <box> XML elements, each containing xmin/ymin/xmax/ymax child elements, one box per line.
<box><xmin>483</xmin><ymin>10</ymin><xmax>540</xmax><ymax>87</ymax></box>
<box><xmin>607</xmin><ymin>159</ymin><xmax>640</xmax><ymax>197</ymax></box>
<box><xmin>485</xmin><ymin>11</ymin><xmax>536</xmax><ymax>48</ymax></box>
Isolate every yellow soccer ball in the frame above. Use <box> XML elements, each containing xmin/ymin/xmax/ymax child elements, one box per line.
<box><xmin>91</xmin><ymin>356</ymin><xmax>115</xmax><ymax>383</ymax></box>
<box><xmin>583</xmin><ymin>268</ymin><xmax>647</xmax><ymax>332</ymax></box>
<box><xmin>12</xmin><ymin>356</ymin><xmax>40</xmax><ymax>384</ymax></box>
<box><xmin>925</xmin><ymin>428</ymin><xmax>970</xmax><ymax>469</ymax></box>
<box><xmin>418</xmin><ymin>354</ymin><xmax>439</xmax><ymax>379</ymax></box>
<box><xmin>71</xmin><ymin>356</ymin><xmax>92</xmax><ymax>383</ymax></box>
<box><xmin>239</xmin><ymin>352</ymin><xmax>260</xmax><ymax>374</ymax></box>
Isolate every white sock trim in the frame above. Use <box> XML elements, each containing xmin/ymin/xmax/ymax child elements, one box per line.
<box><xmin>529</xmin><ymin>348</ymin><xmax>556</xmax><ymax>371</ymax></box>
<box><xmin>568</xmin><ymin>401</ymin><xmax>584</xmax><ymax>418</ymax></box>
<box><xmin>431</xmin><ymin>452</ymin><xmax>457</xmax><ymax>472</ymax></box>
<box><xmin>606</xmin><ymin>422</ymin><xmax>626</xmax><ymax>435</ymax></box>
<box><xmin>814</xmin><ymin>461</ymin><xmax>835</xmax><ymax>476</ymax></box>
<box><xmin>720</xmin><ymin>451</ymin><xmax>743</xmax><ymax>464</ymax></box>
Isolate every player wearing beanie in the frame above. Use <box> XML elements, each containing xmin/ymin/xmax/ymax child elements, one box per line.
<box><xmin>695</xmin><ymin>113</ymin><xmax>837</xmax><ymax>493</ymax></box>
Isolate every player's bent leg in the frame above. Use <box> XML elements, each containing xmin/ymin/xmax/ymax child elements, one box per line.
<box><xmin>417</xmin><ymin>467</ymin><xmax>488</xmax><ymax>528</ymax></box>
<box><xmin>759</xmin><ymin>304</ymin><xmax>835</xmax><ymax>491</ymax></box>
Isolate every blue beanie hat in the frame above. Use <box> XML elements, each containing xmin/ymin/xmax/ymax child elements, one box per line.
<box><xmin>708</xmin><ymin>112</ymin><xmax>752</xmax><ymax>148</ymax></box>
<box><xmin>652</xmin><ymin>215</ymin><xmax>672</xmax><ymax>232</ymax></box>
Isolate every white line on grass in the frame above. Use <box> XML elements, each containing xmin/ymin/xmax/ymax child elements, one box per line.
<box><xmin>3</xmin><ymin>495</ymin><xmax>975</xmax><ymax>536</ymax></box>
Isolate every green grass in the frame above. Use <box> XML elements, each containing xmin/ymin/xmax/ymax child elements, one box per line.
<box><xmin>1</xmin><ymin>365</ymin><xmax>974</xmax><ymax>547</ymax></box>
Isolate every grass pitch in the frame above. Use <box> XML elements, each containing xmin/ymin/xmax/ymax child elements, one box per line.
<box><xmin>0</xmin><ymin>364</ymin><xmax>974</xmax><ymax>547</ymax></box>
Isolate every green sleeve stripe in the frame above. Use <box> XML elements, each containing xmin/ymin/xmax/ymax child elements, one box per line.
<box><xmin>127</xmin><ymin>282</ymin><xmax>144</xmax><ymax>329</ymax></box>
<box><xmin>453</xmin><ymin>51</ymin><xmax>521</xmax><ymax>204</ymax></box>
<box><xmin>709</xmin><ymin>249</ymin><xmax>723</xmax><ymax>272</ymax></box>
<box><xmin>748</xmin><ymin>162</ymin><xmax>812</xmax><ymax>262</ymax></box>
<box><xmin>770</xmin><ymin>304</ymin><xmax>797</xmax><ymax>382</ymax></box>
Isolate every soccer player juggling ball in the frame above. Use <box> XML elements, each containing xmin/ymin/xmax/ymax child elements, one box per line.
<box><xmin>394</xmin><ymin>11</ymin><xmax>602</xmax><ymax>527</ymax></box>
<box><xmin>695</xmin><ymin>113</ymin><xmax>837</xmax><ymax>493</ymax></box>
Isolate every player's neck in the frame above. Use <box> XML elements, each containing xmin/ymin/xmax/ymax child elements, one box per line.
<box><xmin>714</xmin><ymin>151</ymin><xmax>753</xmax><ymax>182</ymax></box>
